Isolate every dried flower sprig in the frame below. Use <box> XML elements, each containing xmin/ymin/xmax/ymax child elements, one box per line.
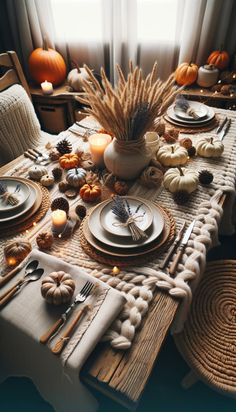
<box><xmin>77</xmin><ymin>62</ymin><xmax>179</xmax><ymax>141</ymax></box>
<box><xmin>0</xmin><ymin>183</ymin><xmax>19</xmax><ymax>206</ymax></box>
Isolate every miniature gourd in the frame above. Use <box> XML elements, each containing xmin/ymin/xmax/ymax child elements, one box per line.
<box><xmin>40</xmin><ymin>174</ymin><xmax>55</xmax><ymax>187</ymax></box>
<box><xmin>41</xmin><ymin>271</ymin><xmax>75</xmax><ymax>305</ymax></box>
<box><xmin>29</xmin><ymin>165</ymin><xmax>48</xmax><ymax>181</ymax></box>
<box><xmin>179</xmin><ymin>137</ymin><xmax>193</xmax><ymax>150</ymax></box>
<box><xmin>59</xmin><ymin>153</ymin><xmax>80</xmax><ymax>169</ymax></box>
<box><xmin>164</xmin><ymin>167</ymin><xmax>198</xmax><ymax>193</ymax></box>
<box><xmin>36</xmin><ymin>231</ymin><xmax>54</xmax><ymax>250</ymax></box>
<box><xmin>175</xmin><ymin>63</ymin><xmax>198</xmax><ymax>86</ymax></box>
<box><xmin>4</xmin><ymin>239</ymin><xmax>32</xmax><ymax>266</ymax></box>
<box><xmin>156</xmin><ymin>144</ymin><xmax>188</xmax><ymax>167</ymax></box>
<box><xmin>67</xmin><ymin>61</ymin><xmax>91</xmax><ymax>92</ymax></box>
<box><xmin>196</xmin><ymin>137</ymin><xmax>224</xmax><ymax>158</ymax></box>
<box><xmin>79</xmin><ymin>183</ymin><xmax>101</xmax><ymax>202</ymax></box>
<box><xmin>66</xmin><ymin>168</ymin><xmax>86</xmax><ymax>187</ymax></box>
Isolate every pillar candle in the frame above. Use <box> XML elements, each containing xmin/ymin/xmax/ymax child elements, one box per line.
<box><xmin>88</xmin><ymin>133</ymin><xmax>112</xmax><ymax>168</ymax></box>
<box><xmin>51</xmin><ymin>210</ymin><xmax>67</xmax><ymax>234</ymax></box>
<box><xmin>41</xmin><ymin>80</ymin><xmax>53</xmax><ymax>95</ymax></box>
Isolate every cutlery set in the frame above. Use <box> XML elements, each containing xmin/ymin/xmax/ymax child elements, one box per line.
<box><xmin>0</xmin><ymin>260</ymin><xmax>94</xmax><ymax>355</ymax></box>
<box><xmin>216</xmin><ymin>117</ymin><xmax>231</xmax><ymax>141</ymax></box>
<box><xmin>24</xmin><ymin>148</ymin><xmax>50</xmax><ymax>165</ymax></box>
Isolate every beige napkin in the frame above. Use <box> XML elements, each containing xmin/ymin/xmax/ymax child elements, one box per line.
<box><xmin>0</xmin><ymin>249</ymin><xmax>126</xmax><ymax>412</ymax></box>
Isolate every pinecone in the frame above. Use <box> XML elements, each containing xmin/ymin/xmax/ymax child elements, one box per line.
<box><xmin>51</xmin><ymin>197</ymin><xmax>69</xmax><ymax>214</ymax></box>
<box><xmin>199</xmin><ymin>170</ymin><xmax>214</xmax><ymax>185</ymax></box>
<box><xmin>187</xmin><ymin>146</ymin><xmax>196</xmax><ymax>157</ymax></box>
<box><xmin>75</xmin><ymin>204</ymin><xmax>87</xmax><ymax>219</ymax></box>
<box><xmin>173</xmin><ymin>190</ymin><xmax>190</xmax><ymax>205</ymax></box>
<box><xmin>56</xmin><ymin>138</ymin><xmax>72</xmax><ymax>155</ymax></box>
<box><xmin>52</xmin><ymin>167</ymin><xmax>63</xmax><ymax>180</ymax></box>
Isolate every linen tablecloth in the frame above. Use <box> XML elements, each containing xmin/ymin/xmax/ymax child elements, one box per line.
<box><xmin>0</xmin><ymin>250</ymin><xmax>126</xmax><ymax>412</ymax></box>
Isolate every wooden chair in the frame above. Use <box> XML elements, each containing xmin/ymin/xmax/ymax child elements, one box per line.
<box><xmin>0</xmin><ymin>51</ymin><xmax>31</xmax><ymax>97</ymax></box>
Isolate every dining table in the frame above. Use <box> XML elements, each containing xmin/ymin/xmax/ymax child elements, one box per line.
<box><xmin>0</xmin><ymin>107</ymin><xmax>236</xmax><ymax>411</ymax></box>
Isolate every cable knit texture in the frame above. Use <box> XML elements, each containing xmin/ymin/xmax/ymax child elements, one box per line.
<box><xmin>0</xmin><ymin>84</ymin><xmax>41</xmax><ymax>165</ymax></box>
<box><xmin>1</xmin><ymin>109</ymin><xmax>236</xmax><ymax>349</ymax></box>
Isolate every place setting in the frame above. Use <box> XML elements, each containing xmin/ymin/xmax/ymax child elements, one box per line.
<box><xmin>80</xmin><ymin>195</ymin><xmax>176</xmax><ymax>266</ymax></box>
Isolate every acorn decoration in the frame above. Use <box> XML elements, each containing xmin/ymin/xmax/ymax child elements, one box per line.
<box><xmin>187</xmin><ymin>146</ymin><xmax>196</xmax><ymax>157</ymax></box>
<box><xmin>51</xmin><ymin>197</ymin><xmax>69</xmax><ymax>214</ymax></box>
<box><xmin>36</xmin><ymin>231</ymin><xmax>54</xmax><ymax>250</ymax></box>
<box><xmin>49</xmin><ymin>149</ymin><xmax>60</xmax><ymax>162</ymax></box>
<box><xmin>52</xmin><ymin>167</ymin><xmax>63</xmax><ymax>181</ymax></box>
<box><xmin>199</xmin><ymin>170</ymin><xmax>214</xmax><ymax>185</ymax></box>
<box><xmin>56</xmin><ymin>138</ymin><xmax>72</xmax><ymax>155</ymax></box>
<box><xmin>75</xmin><ymin>204</ymin><xmax>87</xmax><ymax>220</ymax></box>
<box><xmin>173</xmin><ymin>190</ymin><xmax>190</xmax><ymax>205</ymax></box>
<box><xmin>58</xmin><ymin>181</ymin><xmax>69</xmax><ymax>193</ymax></box>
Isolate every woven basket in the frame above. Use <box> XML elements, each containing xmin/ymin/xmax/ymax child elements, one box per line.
<box><xmin>174</xmin><ymin>260</ymin><xmax>236</xmax><ymax>397</ymax></box>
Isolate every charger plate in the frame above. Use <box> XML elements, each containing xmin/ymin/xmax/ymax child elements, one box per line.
<box><xmin>167</xmin><ymin>105</ymin><xmax>214</xmax><ymax>125</ymax></box>
<box><xmin>80</xmin><ymin>202</ymin><xmax>175</xmax><ymax>266</ymax></box>
<box><xmin>0</xmin><ymin>181</ymin><xmax>37</xmax><ymax>223</ymax></box>
<box><xmin>0</xmin><ymin>178</ymin><xmax>30</xmax><ymax>212</ymax></box>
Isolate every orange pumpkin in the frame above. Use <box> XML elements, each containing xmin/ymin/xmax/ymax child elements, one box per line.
<box><xmin>79</xmin><ymin>184</ymin><xmax>101</xmax><ymax>202</ymax></box>
<box><xmin>59</xmin><ymin>153</ymin><xmax>79</xmax><ymax>170</ymax></box>
<box><xmin>207</xmin><ymin>50</ymin><xmax>229</xmax><ymax>70</ymax></box>
<box><xmin>175</xmin><ymin>63</ymin><xmax>198</xmax><ymax>86</ymax></box>
<box><xmin>179</xmin><ymin>137</ymin><xmax>193</xmax><ymax>150</ymax></box>
<box><xmin>29</xmin><ymin>38</ymin><xmax>66</xmax><ymax>86</ymax></box>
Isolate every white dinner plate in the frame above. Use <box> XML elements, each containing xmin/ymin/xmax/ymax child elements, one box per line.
<box><xmin>99</xmin><ymin>197</ymin><xmax>153</xmax><ymax>237</ymax></box>
<box><xmin>166</xmin><ymin>105</ymin><xmax>215</xmax><ymax>125</ymax></box>
<box><xmin>174</xmin><ymin>101</ymin><xmax>208</xmax><ymax>121</ymax></box>
<box><xmin>0</xmin><ymin>178</ymin><xmax>30</xmax><ymax>212</ymax></box>
<box><xmin>88</xmin><ymin>198</ymin><xmax>164</xmax><ymax>249</ymax></box>
<box><xmin>0</xmin><ymin>184</ymin><xmax>37</xmax><ymax>222</ymax></box>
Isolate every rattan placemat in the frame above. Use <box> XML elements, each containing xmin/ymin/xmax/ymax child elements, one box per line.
<box><xmin>164</xmin><ymin>115</ymin><xmax>219</xmax><ymax>134</ymax></box>
<box><xmin>0</xmin><ymin>185</ymin><xmax>50</xmax><ymax>238</ymax></box>
<box><xmin>174</xmin><ymin>260</ymin><xmax>236</xmax><ymax>396</ymax></box>
<box><xmin>79</xmin><ymin>205</ymin><xmax>175</xmax><ymax>266</ymax></box>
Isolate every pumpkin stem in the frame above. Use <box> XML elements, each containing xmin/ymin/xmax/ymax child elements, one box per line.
<box><xmin>171</xmin><ymin>145</ymin><xmax>175</xmax><ymax>154</ymax></box>
<box><xmin>177</xmin><ymin>166</ymin><xmax>184</xmax><ymax>176</ymax></box>
<box><xmin>71</xmin><ymin>59</ymin><xmax>81</xmax><ymax>73</ymax></box>
<box><xmin>42</xmin><ymin>37</ymin><xmax>48</xmax><ymax>51</ymax></box>
<box><xmin>210</xmin><ymin>137</ymin><xmax>213</xmax><ymax>144</ymax></box>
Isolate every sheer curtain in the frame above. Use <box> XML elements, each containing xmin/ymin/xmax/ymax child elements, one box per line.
<box><xmin>3</xmin><ymin>0</ymin><xmax>236</xmax><ymax>82</ymax></box>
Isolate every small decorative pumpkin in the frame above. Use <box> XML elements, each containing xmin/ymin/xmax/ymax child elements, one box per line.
<box><xmin>36</xmin><ymin>231</ymin><xmax>54</xmax><ymax>250</ymax></box>
<box><xmin>41</xmin><ymin>271</ymin><xmax>75</xmax><ymax>305</ymax></box>
<box><xmin>80</xmin><ymin>183</ymin><xmax>101</xmax><ymax>202</ymax></box>
<box><xmin>4</xmin><ymin>239</ymin><xmax>32</xmax><ymax>266</ymax></box>
<box><xmin>156</xmin><ymin>144</ymin><xmax>188</xmax><ymax>167</ymax></box>
<box><xmin>28</xmin><ymin>38</ymin><xmax>66</xmax><ymax>86</ymax></box>
<box><xmin>59</xmin><ymin>153</ymin><xmax>80</xmax><ymax>170</ymax></box>
<box><xmin>207</xmin><ymin>49</ymin><xmax>229</xmax><ymax>70</ymax></box>
<box><xmin>40</xmin><ymin>174</ymin><xmax>55</xmax><ymax>187</ymax></box>
<box><xmin>66</xmin><ymin>168</ymin><xmax>86</xmax><ymax>187</ymax></box>
<box><xmin>49</xmin><ymin>149</ymin><xmax>60</xmax><ymax>162</ymax></box>
<box><xmin>67</xmin><ymin>61</ymin><xmax>91</xmax><ymax>92</ymax></box>
<box><xmin>164</xmin><ymin>167</ymin><xmax>198</xmax><ymax>194</ymax></box>
<box><xmin>29</xmin><ymin>165</ymin><xmax>48</xmax><ymax>181</ymax></box>
<box><xmin>179</xmin><ymin>137</ymin><xmax>193</xmax><ymax>150</ymax></box>
<box><xmin>175</xmin><ymin>62</ymin><xmax>198</xmax><ymax>86</ymax></box>
<box><xmin>196</xmin><ymin>137</ymin><xmax>224</xmax><ymax>158</ymax></box>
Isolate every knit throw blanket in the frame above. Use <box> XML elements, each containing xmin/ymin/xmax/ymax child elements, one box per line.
<box><xmin>1</xmin><ymin>108</ymin><xmax>236</xmax><ymax>350</ymax></box>
<box><xmin>0</xmin><ymin>84</ymin><xmax>41</xmax><ymax>165</ymax></box>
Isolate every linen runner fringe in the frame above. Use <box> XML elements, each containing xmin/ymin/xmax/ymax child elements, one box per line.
<box><xmin>1</xmin><ymin>109</ymin><xmax>236</xmax><ymax>349</ymax></box>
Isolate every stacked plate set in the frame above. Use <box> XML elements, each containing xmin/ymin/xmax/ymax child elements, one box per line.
<box><xmin>165</xmin><ymin>100</ymin><xmax>215</xmax><ymax>128</ymax></box>
<box><xmin>0</xmin><ymin>177</ymin><xmax>42</xmax><ymax>230</ymax></box>
<box><xmin>82</xmin><ymin>196</ymin><xmax>173</xmax><ymax>261</ymax></box>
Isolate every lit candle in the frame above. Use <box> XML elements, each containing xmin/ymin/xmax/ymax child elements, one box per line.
<box><xmin>51</xmin><ymin>210</ymin><xmax>67</xmax><ymax>234</ymax></box>
<box><xmin>88</xmin><ymin>133</ymin><xmax>112</xmax><ymax>168</ymax></box>
<box><xmin>112</xmin><ymin>266</ymin><xmax>120</xmax><ymax>275</ymax></box>
<box><xmin>41</xmin><ymin>80</ymin><xmax>53</xmax><ymax>95</ymax></box>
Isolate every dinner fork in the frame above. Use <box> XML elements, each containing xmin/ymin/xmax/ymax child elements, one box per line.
<box><xmin>40</xmin><ymin>281</ymin><xmax>94</xmax><ymax>344</ymax></box>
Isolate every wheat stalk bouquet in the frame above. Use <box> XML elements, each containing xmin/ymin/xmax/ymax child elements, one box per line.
<box><xmin>77</xmin><ymin>62</ymin><xmax>179</xmax><ymax>141</ymax></box>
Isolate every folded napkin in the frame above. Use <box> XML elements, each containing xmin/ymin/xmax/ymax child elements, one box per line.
<box><xmin>0</xmin><ymin>249</ymin><xmax>126</xmax><ymax>412</ymax></box>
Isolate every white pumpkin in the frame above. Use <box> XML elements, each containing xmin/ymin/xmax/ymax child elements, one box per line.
<box><xmin>156</xmin><ymin>144</ymin><xmax>188</xmax><ymax>167</ymax></box>
<box><xmin>40</xmin><ymin>174</ymin><xmax>55</xmax><ymax>187</ymax></box>
<box><xmin>28</xmin><ymin>165</ymin><xmax>48</xmax><ymax>181</ymax></box>
<box><xmin>164</xmin><ymin>167</ymin><xmax>198</xmax><ymax>193</ymax></box>
<box><xmin>196</xmin><ymin>136</ymin><xmax>224</xmax><ymax>158</ymax></box>
<box><xmin>66</xmin><ymin>167</ymin><xmax>86</xmax><ymax>187</ymax></box>
<box><xmin>67</xmin><ymin>63</ymin><xmax>90</xmax><ymax>92</ymax></box>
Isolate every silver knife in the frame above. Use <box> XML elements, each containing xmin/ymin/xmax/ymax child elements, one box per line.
<box><xmin>216</xmin><ymin>117</ymin><xmax>228</xmax><ymax>134</ymax></box>
<box><xmin>169</xmin><ymin>220</ymin><xmax>195</xmax><ymax>276</ymax></box>
<box><xmin>218</xmin><ymin>118</ymin><xmax>231</xmax><ymax>141</ymax></box>
<box><xmin>159</xmin><ymin>221</ymin><xmax>186</xmax><ymax>269</ymax></box>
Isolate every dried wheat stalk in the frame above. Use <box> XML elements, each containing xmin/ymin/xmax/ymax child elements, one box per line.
<box><xmin>77</xmin><ymin>62</ymin><xmax>179</xmax><ymax>141</ymax></box>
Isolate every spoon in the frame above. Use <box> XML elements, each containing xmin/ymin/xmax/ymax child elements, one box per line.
<box><xmin>0</xmin><ymin>259</ymin><xmax>39</xmax><ymax>292</ymax></box>
<box><xmin>0</xmin><ymin>268</ymin><xmax>44</xmax><ymax>308</ymax></box>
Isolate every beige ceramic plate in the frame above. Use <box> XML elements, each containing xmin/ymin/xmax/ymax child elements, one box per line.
<box><xmin>99</xmin><ymin>196</ymin><xmax>153</xmax><ymax>237</ymax></box>
<box><xmin>0</xmin><ymin>178</ymin><xmax>30</xmax><ymax>212</ymax></box>
<box><xmin>83</xmin><ymin>201</ymin><xmax>170</xmax><ymax>257</ymax></box>
<box><xmin>166</xmin><ymin>105</ymin><xmax>215</xmax><ymax>125</ymax></box>
<box><xmin>174</xmin><ymin>101</ymin><xmax>208</xmax><ymax>121</ymax></box>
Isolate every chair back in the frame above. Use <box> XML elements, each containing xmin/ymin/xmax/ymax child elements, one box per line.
<box><xmin>0</xmin><ymin>51</ymin><xmax>31</xmax><ymax>98</ymax></box>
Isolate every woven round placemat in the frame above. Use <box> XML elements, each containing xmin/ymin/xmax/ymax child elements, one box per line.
<box><xmin>164</xmin><ymin>115</ymin><xmax>219</xmax><ymax>134</ymax></box>
<box><xmin>174</xmin><ymin>260</ymin><xmax>236</xmax><ymax>397</ymax></box>
<box><xmin>79</xmin><ymin>204</ymin><xmax>175</xmax><ymax>267</ymax></box>
<box><xmin>0</xmin><ymin>185</ymin><xmax>50</xmax><ymax>238</ymax></box>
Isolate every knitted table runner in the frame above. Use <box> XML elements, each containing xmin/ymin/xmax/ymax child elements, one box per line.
<box><xmin>1</xmin><ymin>108</ymin><xmax>236</xmax><ymax>349</ymax></box>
